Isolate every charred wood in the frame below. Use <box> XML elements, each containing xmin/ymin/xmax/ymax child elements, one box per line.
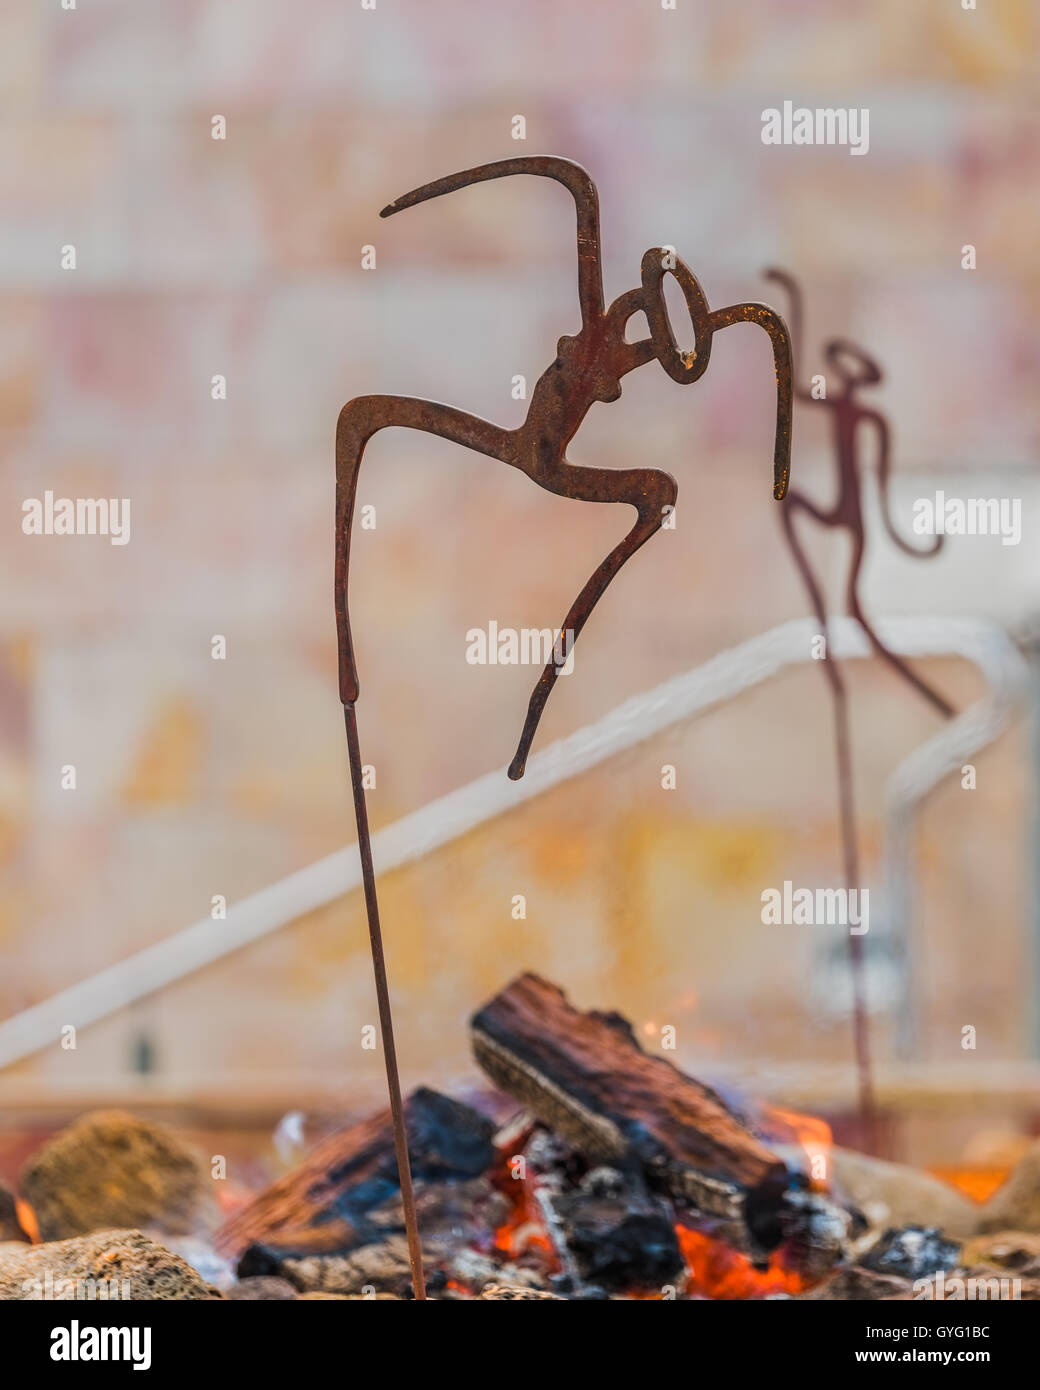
<box><xmin>219</xmin><ymin>1087</ymin><xmax>494</xmax><ymax>1258</ymax></box>
<box><xmin>472</xmin><ymin>974</ymin><xmax>790</xmax><ymax>1239</ymax></box>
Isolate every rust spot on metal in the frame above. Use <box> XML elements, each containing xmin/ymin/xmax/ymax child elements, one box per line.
<box><xmin>338</xmin><ymin>157</ymin><xmax>794</xmax><ymax>780</ymax></box>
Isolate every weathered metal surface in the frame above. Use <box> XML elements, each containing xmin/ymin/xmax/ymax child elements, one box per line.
<box><xmin>334</xmin><ymin>158</ymin><xmax>795</xmax><ymax>1299</ymax></box>
<box><xmin>338</xmin><ymin>157</ymin><xmax>793</xmax><ymax>780</ymax></box>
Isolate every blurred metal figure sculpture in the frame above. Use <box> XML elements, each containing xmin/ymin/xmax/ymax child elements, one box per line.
<box><xmin>765</xmin><ymin>269</ymin><xmax>952</xmax><ymax>719</ymax></box>
<box><xmin>333</xmin><ymin>157</ymin><xmax>796</xmax><ymax>1299</ymax></box>
<box><xmin>764</xmin><ymin>269</ymin><xmax>954</xmax><ymax>1146</ymax></box>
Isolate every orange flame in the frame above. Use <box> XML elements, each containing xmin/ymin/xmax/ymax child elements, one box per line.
<box><xmin>489</xmin><ymin>1154</ymin><xmax>557</xmax><ymax>1262</ymax></box>
<box><xmin>762</xmin><ymin>1102</ymin><xmax>832</xmax><ymax>1191</ymax></box>
<box><xmin>928</xmin><ymin>1166</ymin><xmax>1010</xmax><ymax>1204</ymax></box>
<box><xmin>677</xmin><ymin>1226</ymin><xmax>807</xmax><ymax>1299</ymax></box>
<box><xmin>15</xmin><ymin>1198</ymin><xmax>39</xmax><ymax>1244</ymax></box>
<box><xmin>492</xmin><ymin>1202</ymin><xmax>555</xmax><ymax>1259</ymax></box>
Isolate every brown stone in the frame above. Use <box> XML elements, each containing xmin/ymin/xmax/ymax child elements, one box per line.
<box><xmin>961</xmin><ymin>1230</ymin><xmax>1040</xmax><ymax>1271</ymax></box>
<box><xmin>477</xmin><ymin>1283</ymin><xmax>564</xmax><ymax>1300</ymax></box>
<box><xmin>797</xmin><ymin>1265</ymin><xmax>912</xmax><ymax>1300</ymax></box>
<box><xmin>0</xmin><ymin>1229</ymin><xmax>222</xmax><ymax>1300</ymax></box>
<box><xmin>296</xmin><ymin>1291</ymin><xmax>401</xmax><ymax>1300</ymax></box>
<box><xmin>19</xmin><ymin>1110</ymin><xmax>212</xmax><ymax>1242</ymax></box>
<box><xmin>809</xmin><ymin>1146</ymin><xmax>980</xmax><ymax>1238</ymax></box>
<box><xmin>280</xmin><ymin>1234</ymin><xmax>412</xmax><ymax>1295</ymax></box>
<box><xmin>907</xmin><ymin>1266</ymin><xmax>1040</xmax><ymax>1300</ymax></box>
<box><xmin>979</xmin><ymin>1140</ymin><xmax>1040</xmax><ymax>1233</ymax></box>
<box><xmin>225</xmin><ymin>1276</ymin><xmax>297</xmax><ymax>1300</ymax></box>
<box><xmin>951</xmin><ymin>1265</ymin><xmax>1040</xmax><ymax>1299</ymax></box>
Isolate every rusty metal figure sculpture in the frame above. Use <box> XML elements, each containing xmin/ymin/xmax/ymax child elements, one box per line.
<box><xmin>334</xmin><ymin>157</ymin><xmax>795</xmax><ymax>1299</ymax></box>
<box><xmin>764</xmin><ymin>268</ymin><xmax>954</xmax><ymax>1147</ymax></box>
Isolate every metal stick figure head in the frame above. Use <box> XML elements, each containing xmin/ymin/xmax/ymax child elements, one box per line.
<box><xmin>825</xmin><ymin>338</ymin><xmax>882</xmax><ymax>393</ymax></box>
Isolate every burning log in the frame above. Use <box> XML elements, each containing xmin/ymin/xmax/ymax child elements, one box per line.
<box><xmin>547</xmin><ymin>1166</ymin><xmax>683</xmax><ymax>1293</ymax></box>
<box><xmin>471</xmin><ymin>974</ymin><xmax>790</xmax><ymax>1241</ymax></box>
<box><xmin>218</xmin><ymin>1087</ymin><xmax>495</xmax><ymax>1259</ymax></box>
<box><xmin>506</xmin><ymin>1124</ymin><xmax>683</xmax><ymax>1293</ymax></box>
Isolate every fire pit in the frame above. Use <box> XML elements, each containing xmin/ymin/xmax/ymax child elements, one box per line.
<box><xmin>6</xmin><ymin>974</ymin><xmax>1034</xmax><ymax>1305</ymax></box>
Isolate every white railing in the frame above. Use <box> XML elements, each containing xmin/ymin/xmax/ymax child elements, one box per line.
<box><xmin>0</xmin><ymin>615</ymin><xmax>1026</xmax><ymax>1070</ymax></box>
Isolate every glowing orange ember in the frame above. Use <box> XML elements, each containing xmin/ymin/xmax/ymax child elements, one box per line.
<box><xmin>677</xmin><ymin>1226</ymin><xmax>808</xmax><ymax>1299</ymax></box>
<box><xmin>485</xmin><ymin>1127</ymin><xmax>826</xmax><ymax>1298</ymax></box>
<box><xmin>762</xmin><ymin>1103</ymin><xmax>833</xmax><ymax>1191</ymax></box>
<box><xmin>489</xmin><ymin>1153</ymin><xmax>557</xmax><ymax>1262</ymax></box>
<box><xmin>492</xmin><ymin>1202</ymin><xmax>555</xmax><ymax>1259</ymax></box>
<box><xmin>15</xmin><ymin>1198</ymin><xmax>39</xmax><ymax>1244</ymax></box>
<box><xmin>928</xmin><ymin>1166</ymin><xmax>1010</xmax><ymax>1204</ymax></box>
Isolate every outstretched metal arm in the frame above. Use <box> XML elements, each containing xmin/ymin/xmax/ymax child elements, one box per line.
<box><xmin>872</xmin><ymin>409</ymin><xmax>942</xmax><ymax>557</ymax></box>
<box><xmin>763</xmin><ymin>268</ymin><xmax>817</xmax><ymax>406</ymax></box>
<box><xmin>381</xmin><ymin>156</ymin><xmax>606</xmax><ymax>324</ymax></box>
<box><xmin>707</xmin><ymin>301</ymin><xmax>794</xmax><ymax>501</ymax></box>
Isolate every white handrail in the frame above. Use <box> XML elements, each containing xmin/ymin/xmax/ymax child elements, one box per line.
<box><xmin>0</xmin><ymin>615</ymin><xmax>1025</xmax><ymax>1070</ymax></box>
<box><xmin>877</xmin><ymin>619</ymin><xmax>1029</xmax><ymax>1054</ymax></box>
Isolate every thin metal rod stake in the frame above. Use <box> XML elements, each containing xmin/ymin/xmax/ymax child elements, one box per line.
<box><xmin>342</xmin><ymin>701</ymin><xmax>427</xmax><ymax>1300</ymax></box>
<box><xmin>831</xmin><ymin>679</ymin><xmax>877</xmax><ymax>1149</ymax></box>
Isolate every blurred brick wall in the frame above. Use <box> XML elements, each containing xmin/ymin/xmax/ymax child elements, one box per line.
<box><xmin>0</xmin><ymin>0</ymin><xmax>1037</xmax><ymax>1099</ymax></box>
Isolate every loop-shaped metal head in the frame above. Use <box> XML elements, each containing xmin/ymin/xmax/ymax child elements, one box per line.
<box><xmin>640</xmin><ymin>249</ymin><xmax>713</xmax><ymax>385</ymax></box>
<box><xmin>825</xmin><ymin>338</ymin><xmax>882</xmax><ymax>390</ymax></box>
